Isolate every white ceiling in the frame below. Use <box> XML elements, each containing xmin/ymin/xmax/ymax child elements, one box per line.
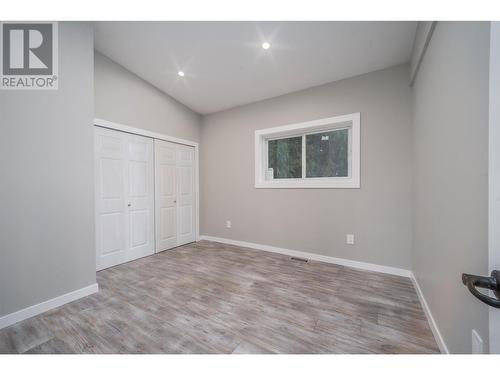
<box><xmin>94</xmin><ymin>22</ymin><xmax>417</xmax><ymax>115</ymax></box>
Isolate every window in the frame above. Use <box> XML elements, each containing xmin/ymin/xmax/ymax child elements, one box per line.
<box><xmin>306</xmin><ymin>128</ymin><xmax>349</xmax><ymax>178</ymax></box>
<box><xmin>268</xmin><ymin>136</ymin><xmax>302</xmax><ymax>179</ymax></box>
<box><xmin>255</xmin><ymin>113</ymin><xmax>360</xmax><ymax>188</ymax></box>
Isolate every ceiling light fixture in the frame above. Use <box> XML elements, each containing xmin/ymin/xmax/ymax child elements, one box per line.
<box><xmin>262</xmin><ymin>42</ymin><xmax>270</xmax><ymax>50</ymax></box>
<box><xmin>178</xmin><ymin>71</ymin><xmax>185</xmax><ymax>77</ymax></box>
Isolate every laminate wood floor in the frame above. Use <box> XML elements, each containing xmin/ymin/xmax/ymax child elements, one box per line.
<box><xmin>0</xmin><ymin>240</ymin><xmax>439</xmax><ymax>354</ymax></box>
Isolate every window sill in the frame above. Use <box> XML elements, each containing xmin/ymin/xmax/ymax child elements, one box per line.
<box><xmin>255</xmin><ymin>179</ymin><xmax>360</xmax><ymax>189</ymax></box>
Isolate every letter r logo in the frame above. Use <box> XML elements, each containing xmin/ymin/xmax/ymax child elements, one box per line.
<box><xmin>2</xmin><ymin>23</ymin><xmax>53</xmax><ymax>75</ymax></box>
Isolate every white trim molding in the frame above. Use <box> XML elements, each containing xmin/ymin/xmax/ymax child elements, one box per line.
<box><xmin>94</xmin><ymin>118</ymin><xmax>198</xmax><ymax>148</ymax></box>
<box><xmin>409</xmin><ymin>274</ymin><xmax>449</xmax><ymax>354</ymax></box>
<box><xmin>0</xmin><ymin>283</ymin><xmax>98</xmax><ymax>330</ymax></box>
<box><xmin>489</xmin><ymin>21</ymin><xmax>500</xmax><ymax>354</ymax></box>
<box><xmin>199</xmin><ymin>235</ymin><xmax>410</xmax><ymax>278</ymax></box>
<box><xmin>254</xmin><ymin>113</ymin><xmax>361</xmax><ymax>189</ymax></box>
<box><xmin>94</xmin><ymin>118</ymin><xmax>200</xmax><ymax>243</ymax></box>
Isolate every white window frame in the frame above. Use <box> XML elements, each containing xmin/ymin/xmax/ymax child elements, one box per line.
<box><xmin>255</xmin><ymin>113</ymin><xmax>360</xmax><ymax>189</ymax></box>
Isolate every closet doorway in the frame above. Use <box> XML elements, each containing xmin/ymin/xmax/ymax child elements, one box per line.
<box><xmin>94</xmin><ymin>119</ymin><xmax>199</xmax><ymax>270</ymax></box>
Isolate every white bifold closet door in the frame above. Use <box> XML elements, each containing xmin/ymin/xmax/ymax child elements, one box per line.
<box><xmin>155</xmin><ymin>139</ymin><xmax>196</xmax><ymax>252</ymax></box>
<box><xmin>95</xmin><ymin>127</ymin><xmax>155</xmax><ymax>270</ymax></box>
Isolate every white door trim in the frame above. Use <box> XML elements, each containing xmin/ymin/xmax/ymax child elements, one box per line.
<box><xmin>94</xmin><ymin>118</ymin><xmax>198</xmax><ymax>148</ymax></box>
<box><xmin>94</xmin><ymin>118</ymin><xmax>200</xmax><ymax>243</ymax></box>
<box><xmin>489</xmin><ymin>21</ymin><xmax>500</xmax><ymax>354</ymax></box>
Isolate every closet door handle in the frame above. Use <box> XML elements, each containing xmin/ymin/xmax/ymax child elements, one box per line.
<box><xmin>127</xmin><ymin>203</ymin><xmax>131</xmax><ymax>207</ymax></box>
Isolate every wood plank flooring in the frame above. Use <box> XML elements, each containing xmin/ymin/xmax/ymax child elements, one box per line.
<box><xmin>0</xmin><ymin>240</ymin><xmax>439</xmax><ymax>354</ymax></box>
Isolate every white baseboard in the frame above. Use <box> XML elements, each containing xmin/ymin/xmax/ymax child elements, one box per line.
<box><xmin>0</xmin><ymin>283</ymin><xmax>98</xmax><ymax>330</ymax></box>
<box><xmin>199</xmin><ymin>235</ymin><xmax>412</xmax><ymax>278</ymax></box>
<box><xmin>410</xmin><ymin>274</ymin><xmax>449</xmax><ymax>354</ymax></box>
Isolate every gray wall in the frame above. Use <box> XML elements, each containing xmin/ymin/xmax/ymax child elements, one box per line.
<box><xmin>412</xmin><ymin>22</ymin><xmax>490</xmax><ymax>353</ymax></box>
<box><xmin>94</xmin><ymin>52</ymin><xmax>201</xmax><ymax>142</ymax></box>
<box><xmin>201</xmin><ymin>64</ymin><xmax>413</xmax><ymax>269</ymax></box>
<box><xmin>0</xmin><ymin>22</ymin><xmax>96</xmax><ymax>316</ymax></box>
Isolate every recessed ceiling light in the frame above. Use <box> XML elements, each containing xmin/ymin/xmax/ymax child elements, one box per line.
<box><xmin>262</xmin><ymin>42</ymin><xmax>270</xmax><ymax>50</ymax></box>
<box><xmin>178</xmin><ymin>71</ymin><xmax>185</xmax><ymax>77</ymax></box>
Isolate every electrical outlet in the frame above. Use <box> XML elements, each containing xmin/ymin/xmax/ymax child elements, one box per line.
<box><xmin>226</xmin><ymin>220</ymin><xmax>231</xmax><ymax>229</ymax></box>
<box><xmin>346</xmin><ymin>234</ymin><xmax>355</xmax><ymax>245</ymax></box>
<box><xmin>471</xmin><ymin>330</ymin><xmax>484</xmax><ymax>354</ymax></box>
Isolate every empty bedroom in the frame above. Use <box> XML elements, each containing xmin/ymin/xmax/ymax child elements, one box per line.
<box><xmin>1</xmin><ymin>1</ymin><xmax>499</xmax><ymax>372</ymax></box>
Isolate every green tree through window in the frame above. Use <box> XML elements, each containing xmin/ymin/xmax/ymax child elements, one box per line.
<box><xmin>268</xmin><ymin>136</ymin><xmax>302</xmax><ymax>178</ymax></box>
<box><xmin>267</xmin><ymin>129</ymin><xmax>348</xmax><ymax>180</ymax></box>
<box><xmin>306</xmin><ymin>129</ymin><xmax>348</xmax><ymax>177</ymax></box>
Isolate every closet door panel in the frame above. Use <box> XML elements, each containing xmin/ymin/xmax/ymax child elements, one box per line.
<box><xmin>95</xmin><ymin>128</ymin><xmax>127</xmax><ymax>270</ymax></box>
<box><xmin>177</xmin><ymin>144</ymin><xmax>196</xmax><ymax>246</ymax></box>
<box><xmin>155</xmin><ymin>139</ymin><xmax>178</xmax><ymax>252</ymax></box>
<box><xmin>126</xmin><ymin>134</ymin><xmax>155</xmax><ymax>261</ymax></box>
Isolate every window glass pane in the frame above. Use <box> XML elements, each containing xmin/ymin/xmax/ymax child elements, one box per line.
<box><xmin>306</xmin><ymin>129</ymin><xmax>348</xmax><ymax>178</ymax></box>
<box><xmin>267</xmin><ymin>136</ymin><xmax>302</xmax><ymax>179</ymax></box>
